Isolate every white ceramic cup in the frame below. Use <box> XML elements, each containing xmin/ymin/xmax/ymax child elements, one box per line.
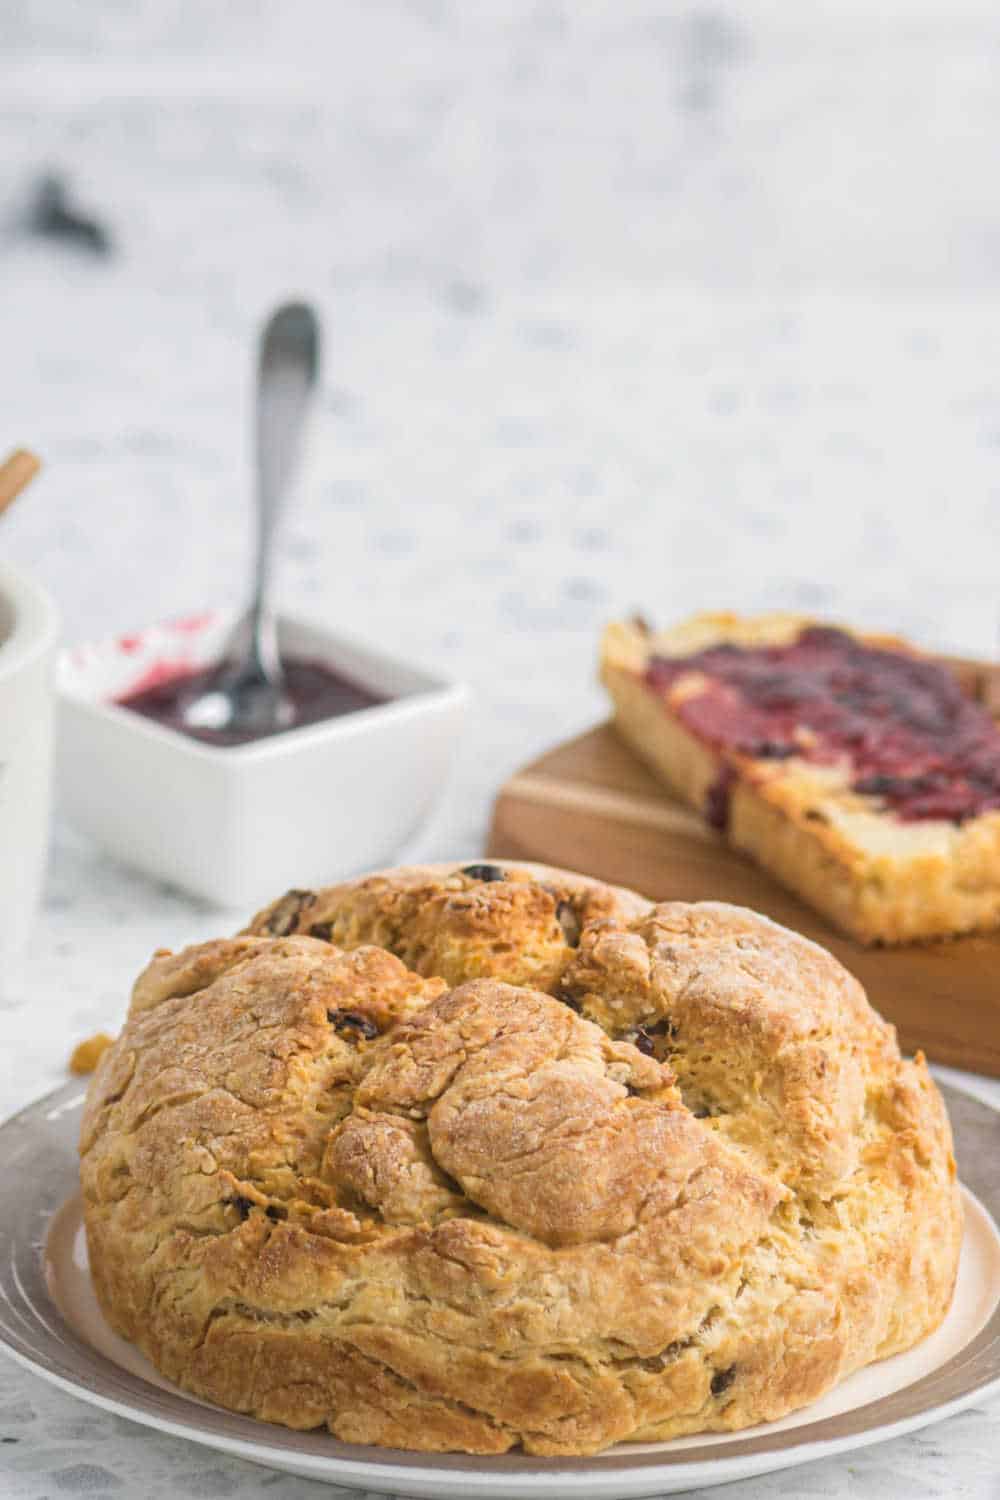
<box><xmin>0</xmin><ymin>562</ymin><xmax>58</xmax><ymax>994</ymax></box>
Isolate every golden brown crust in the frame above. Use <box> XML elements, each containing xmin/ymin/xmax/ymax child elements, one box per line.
<box><xmin>561</xmin><ymin>901</ymin><xmax>897</xmax><ymax>1189</ymax></box>
<box><xmin>81</xmin><ymin>862</ymin><xmax>962</xmax><ymax>1455</ymax></box>
<box><xmin>243</xmin><ymin>860</ymin><xmax>650</xmax><ymax>990</ymax></box>
<box><xmin>601</xmin><ymin>615</ymin><xmax>1000</xmax><ymax>944</ymax></box>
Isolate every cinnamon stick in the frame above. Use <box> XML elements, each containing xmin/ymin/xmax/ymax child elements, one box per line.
<box><xmin>0</xmin><ymin>449</ymin><xmax>41</xmax><ymax>517</ymax></box>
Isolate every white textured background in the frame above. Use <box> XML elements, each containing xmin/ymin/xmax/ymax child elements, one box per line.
<box><xmin>1</xmin><ymin>2</ymin><xmax>999</xmax><ymax>1495</ymax></box>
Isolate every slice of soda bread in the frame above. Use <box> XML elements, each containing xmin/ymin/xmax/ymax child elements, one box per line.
<box><xmin>600</xmin><ymin>612</ymin><xmax>1000</xmax><ymax>945</ymax></box>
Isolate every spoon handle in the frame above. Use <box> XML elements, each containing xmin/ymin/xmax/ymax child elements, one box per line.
<box><xmin>248</xmin><ymin>303</ymin><xmax>321</xmax><ymax>676</ymax></box>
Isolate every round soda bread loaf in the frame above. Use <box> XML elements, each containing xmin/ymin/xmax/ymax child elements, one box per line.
<box><xmin>79</xmin><ymin>861</ymin><xmax>962</xmax><ymax>1455</ymax></box>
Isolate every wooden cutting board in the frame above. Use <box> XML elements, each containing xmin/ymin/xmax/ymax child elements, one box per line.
<box><xmin>488</xmin><ymin>721</ymin><xmax>1000</xmax><ymax>1078</ymax></box>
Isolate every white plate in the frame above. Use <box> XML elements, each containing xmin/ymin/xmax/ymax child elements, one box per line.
<box><xmin>1</xmin><ymin>1080</ymin><xmax>998</xmax><ymax>1499</ymax></box>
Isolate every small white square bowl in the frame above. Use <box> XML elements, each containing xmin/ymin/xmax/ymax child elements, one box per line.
<box><xmin>57</xmin><ymin>610</ymin><xmax>467</xmax><ymax>909</ymax></box>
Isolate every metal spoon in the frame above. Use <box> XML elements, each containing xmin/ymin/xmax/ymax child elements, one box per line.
<box><xmin>181</xmin><ymin>301</ymin><xmax>321</xmax><ymax>738</ymax></box>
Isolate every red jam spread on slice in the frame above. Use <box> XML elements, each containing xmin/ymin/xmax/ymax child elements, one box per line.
<box><xmin>118</xmin><ymin>658</ymin><xmax>386</xmax><ymax>746</ymax></box>
<box><xmin>645</xmin><ymin>625</ymin><xmax>1000</xmax><ymax>825</ymax></box>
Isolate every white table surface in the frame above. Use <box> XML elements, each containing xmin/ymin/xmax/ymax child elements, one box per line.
<box><xmin>2</xmin><ymin>2</ymin><xmax>999</xmax><ymax>1495</ymax></box>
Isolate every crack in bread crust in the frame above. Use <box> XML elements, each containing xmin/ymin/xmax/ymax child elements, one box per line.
<box><xmin>80</xmin><ymin>862</ymin><xmax>962</xmax><ymax>1455</ymax></box>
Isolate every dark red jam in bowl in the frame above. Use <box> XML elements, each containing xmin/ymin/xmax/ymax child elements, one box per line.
<box><xmin>644</xmin><ymin>626</ymin><xmax>1000</xmax><ymax>824</ymax></box>
<box><xmin>118</xmin><ymin>658</ymin><xmax>387</xmax><ymax>747</ymax></box>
